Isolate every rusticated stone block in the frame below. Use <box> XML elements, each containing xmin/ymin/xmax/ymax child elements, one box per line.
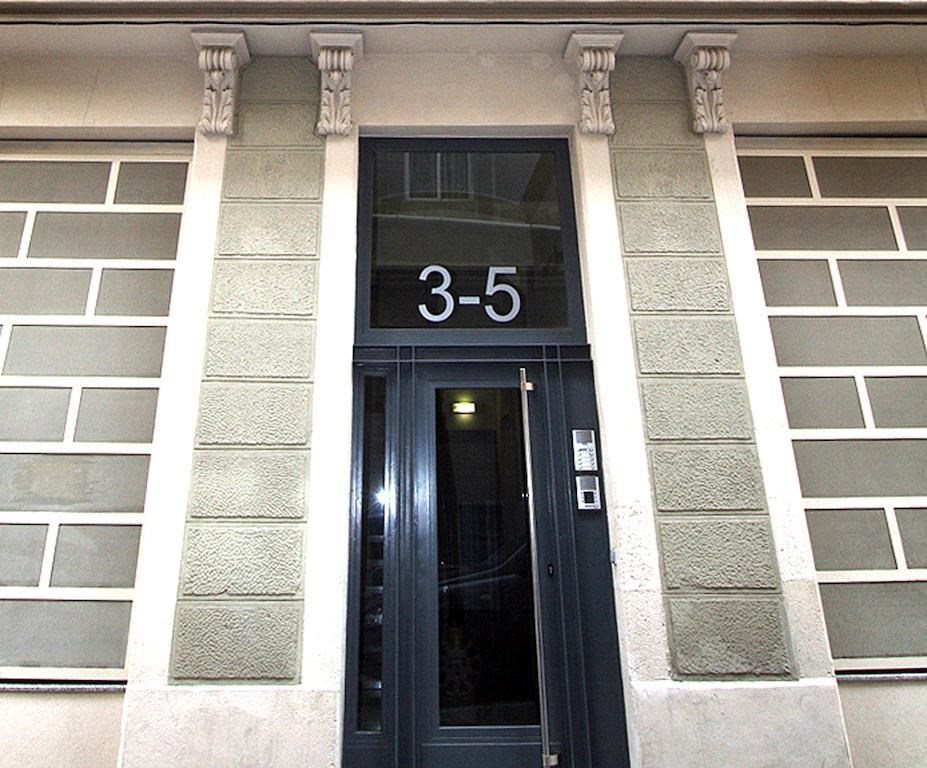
<box><xmin>660</xmin><ymin>519</ymin><xmax>778</xmax><ymax>590</ymax></box>
<box><xmin>611</xmin><ymin>56</ymin><xmax>687</xmax><ymax>103</ymax></box>
<box><xmin>668</xmin><ymin>598</ymin><xmax>791</xmax><ymax>676</ymax></box>
<box><xmin>212</xmin><ymin>261</ymin><xmax>317</xmax><ymax>317</ymax></box>
<box><xmin>239</xmin><ymin>57</ymin><xmax>319</xmax><ymax>103</ymax></box>
<box><xmin>189</xmin><ymin>450</ymin><xmax>308</xmax><ymax>519</ymax></box>
<box><xmin>196</xmin><ymin>383</ymin><xmax>312</xmax><ymax>446</ymax></box>
<box><xmin>217</xmin><ymin>204</ymin><xmax>320</xmax><ymax>256</ymax></box>
<box><xmin>204</xmin><ymin>319</ymin><xmax>315</xmax><ymax>379</ymax></box>
<box><xmin>172</xmin><ymin>601</ymin><xmax>300</xmax><ymax>680</ymax></box>
<box><xmin>651</xmin><ymin>446</ymin><xmax>766</xmax><ymax>512</ymax></box>
<box><xmin>611</xmin><ymin>102</ymin><xmax>701</xmax><ymax>148</ymax></box>
<box><xmin>224</xmin><ymin>151</ymin><xmax>323</xmax><ymax>201</ymax></box>
<box><xmin>234</xmin><ymin>103</ymin><xmax>322</xmax><ymax>148</ymax></box>
<box><xmin>641</xmin><ymin>379</ymin><xmax>753</xmax><ymax>440</ymax></box>
<box><xmin>634</xmin><ymin>317</ymin><xmax>742</xmax><ymax>374</ymax></box>
<box><xmin>181</xmin><ymin>525</ymin><xmax>304</xmax><ymax>596</ymax></box>
<box><xmin>619</xmin><ymin>202</ymin><xmax>722</xmax><ymax>254</ymax></box>
<box><xmin>613</xmin><ymin>152</ymin><xmax>712</xmax><ymax>200</ymax></box>
<box><xmin>626</xmin><ymin>258</ymin><xmax>729</xmax><ymax>312</ymax></box>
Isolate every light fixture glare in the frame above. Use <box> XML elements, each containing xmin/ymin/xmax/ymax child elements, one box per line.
<box><xmin>452</xmin><ymin>401</ymin><xmax>476</xmax><ymax>414</ymax></box>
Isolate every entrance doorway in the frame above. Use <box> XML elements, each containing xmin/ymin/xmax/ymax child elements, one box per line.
<box><xmin>343</xmin><ymin>139</ymin><xmax>629</xmax><ymax>768</ymax></box>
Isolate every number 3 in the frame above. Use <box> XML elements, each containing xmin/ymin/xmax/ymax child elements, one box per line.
<box><xmin>418</xmin><ymin>265</ymin><xmax>454</xmax><ymax>323</ymax></box>
<box><xmin>484</xmin><ymin>266</ymin><xmax>521</xmax><ymax>323</ymax></box>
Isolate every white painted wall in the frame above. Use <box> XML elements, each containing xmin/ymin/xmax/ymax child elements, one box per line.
<box><xmin>838</xmin><ymin>680</ymin><xmax>927</xmax><ymax>768</ymax></box>
<box><xmin>0</xmin><ymin>55</ymin><xmax>200</xmax><ymax>139</ymax></box>
<box><xmin>0</xmin><ymin>692</ymin><xmax>123</xmax><ymax>768</ymax></box>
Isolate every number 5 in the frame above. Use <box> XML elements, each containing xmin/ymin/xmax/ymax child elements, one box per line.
<box><xmin>484</xmin><ymin>266</ymin><xmax>521</xmax><ymax>323</ymax></box>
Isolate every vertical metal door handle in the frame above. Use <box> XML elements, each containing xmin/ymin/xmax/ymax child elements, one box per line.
<box><xmin>519</xmin><ymin>368</ymin><xmax>559</xmax><ymax>768</ymax></box>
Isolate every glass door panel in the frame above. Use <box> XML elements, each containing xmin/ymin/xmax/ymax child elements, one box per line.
<box><xmin>435</xmin><ymin>387</ymin><xmax>539</xmax><ymax>727</ymax></box>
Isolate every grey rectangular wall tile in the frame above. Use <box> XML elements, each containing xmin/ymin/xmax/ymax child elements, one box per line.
<box><xmin>212</xmin><ymin>261</ymin><xmax>317</xmax><ymax>316</ymax></box>
<box><xmin>0</xmin><ymin>213</ymin><xmax>26</xmax><ymax>258</ymax></box>
<box><xmin>641</xmin><ymin>379</ymin><xmax>753</xmax><ymax>440</ymax></box>
<box><xmin>217</xmin><ymin>205</ymin><xmax>320</xmax><ymax>257</ymax></box>
<box><xmin>651</xmin><ymin>446</ymin><xmax>766</xmax><ymax>512</ymax></box>
<box><xmin>0</xmin><ymin>524</ymin><xmax>47</xmax><ymax>585</ymax></box>
<box><xmin>28</xmin><ymin>212</ymin><xmax>182</xmax><ymax>260</ymax></box>
<box><xmin>114</xmin><ymin>162</ymin><xmax>188</xmax><ymax>205</ymax></box>
<box><xmin>0</xmin><ymin>387</ymin><xmax>70</xmax><ymax>441</ymax></box>
<box><xmin>758</xmin><ymin>260</ymin><xmax>836</xmax><ymax>306</ymax></box>
<box><xmin>668</xmin><ymin>598</ymin><xmax>791</xmax><ymax>675</ymax></box>
<box><xmin>0</xmin><ymin>453</ymin><xmax>149</xmax><ymax>513</ymax></box>
<box><xmin>839</xmin><ymin>259</ymin><xmax>927</xmax><ymax>306</ymax></box>
<box><xmin>626</xmin><ymin>258</ymin><xmax>729</xmax><ymax>312</ymax></box>
<box><xmin>819</xmin><ymin>582</ymin><xmax>927</xmax><ymax>658</ymax></box>
<box><xmin>748</xmin><ymin>206</ymin><xmax>896</xmax><ymax>251</ymax></box>
<box><xmin>189</xmin><ymin>450</ymin><xmax>308</xmax><ymax>519</ymax></box>
<box><xmin>611</xmin><ymin>57</ymin><xmax>687</xmax><ymax>103</ymax></box>
<box><xmin>634</xmin><ymin>317</ymin><xmax>742</xmax><ymax>374</ymax></box>
<box><xmin>239</xmin><ymin>57</ymin><xmax>319</xmax><ymax>103</ymax></box>
<box><xmin>50</xmin><ymin>524</ymin><xmax>141</xmax><ymax>588</ymax></box>
<box><xmin>805</xmin><ymin>509</ymin><xmax>895</xmax><ymax>570</ymax></box>
<box><xmin>224</xmin><ymin>151</ymin><xmax>323</xmax><ymax>200</ymax></box>
<box><xmin>611</xmin><ymin>102</ymin><xmax>701</xmax><ymax>148</ymax></box>
<box><xmin>661</xmin><ymin>519</ymin><xmax>777</xmax><ymax>590</ymax></box>
<box><xmin>738</xmin><ymin>156</ymin><xmax>812</xmax><ymax>198</ymax></box>
<box><xmin>233</xmin><ymin>103</ymin><xmax>322</xmax><ymax>148</ymax></box>
<box><xmin>196</xmin><ymin>383</ymin><xmax>312</xmax><ymax>446</ymax></box>
<box><xmin>0</xmin><ymin>268</ymin><xmax>91</xmax><ymax>314</ymax></box>
<box><xmin>770</xmin><ymin>316</ymin><xmax>927</xmax><ymax>367</ymax></box>
<box><xmin>3</xmin><ymin>325</ymin><xmax>166</xmax><ymax>377</ymax></box>
<box><xmin>620</xmin><ymin>202</ymin><xmax>721</xmax><ymax>254</ymax></box>
<box><xmin>74</xmin><ymin>388</ymin><xmax>158</xmax><ymax>443</ymax></box>
<box><xmin>866</xmin><ymin>376</ymin><xmax>927</xmax><ymax>427</ymax></box>
<box><xmin>613</xmin><ymin>152</ymin><xmax>712</xmax><ymax>199</ymax></box>
<box><xmin>780</xmin><ymin>377</ymin><xmax>864</xmax><ymax>429</ymax></box>
<box><xmin>0</xmin><ymin>599</ymin><xmax>130</xmax><ymax>667</ymax></box>
<box><xmin>172</xmin><ymin>601</ymin><xmax>300</xmax><ymax>680</ymax></box>
<box><xmin>0</xmin><ymin>161</ymin><xmax>110</xmax><ymax>204</ymax></box>
<box><xmin>896</xmin><ymin>508</ymin><xmax>927</xmax><ymax>567</ymax></box>
<box><xmin>95</xmin><ymin>269</ymin><xmax>174</xmax><ymax>316</ymax></box>
<box><xmin>181</xmin><ymin>525</ymin><xmax>303</xmax><ymax>596</ymax></box>
<box><xmin>814</xmin><ymin>156</ymin><xmax>927</xmax><ymax>198</ymax></box>
<box><xmin>794</xmin><ymin>439</ymin><xmax>927</xmax><ymax>497</ymax></box>
<box><xmin>204</xmin><ymin>319</ymin><xmax>314</xmax><ymax>379</ymax></box>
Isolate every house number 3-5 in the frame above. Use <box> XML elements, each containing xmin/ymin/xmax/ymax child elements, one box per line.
<box><xmin>417</xmin><ymin>265</ymin><xmax>522</xmax><ymax>323</ymax></box>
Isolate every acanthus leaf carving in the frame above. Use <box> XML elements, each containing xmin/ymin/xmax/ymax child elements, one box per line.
<box><xmin>674</xmin><ymin>33</ymin><xmax>736</xmax><ymax>135</ymax></box>
<box><xmin>316</xmin><ymin>47</ymin><xmax>355</xmax><ymax>137</ymax></box>
<box><xmin>192</xmin><ymin>31</ymin><xmax>251</xmax><ymax>138</ymax></box>
<box><xmin>565</xmin><ymin>33</ymin><xmax>623</xmax><ymax>136</ymax></box>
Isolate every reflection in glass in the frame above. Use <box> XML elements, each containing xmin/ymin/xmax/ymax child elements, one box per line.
<box><xmin>371</xmin><ymin>149</ymin><xmax>568</xmax><ymax>329</ymax></box>
<box><xmin>356</xmin><ymin>377</ymin><xmax>387</xmax><ymax>732</ymax></box>
<box><xmin>435</xmin><ymin>387</ymin><xmax>540</xmax><ymax>726</ymax></box>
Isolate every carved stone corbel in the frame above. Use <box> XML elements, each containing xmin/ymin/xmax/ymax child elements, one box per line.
<box><xmin>674</xmin><ymin>32</ymin><xmax>737</xmax><ymax>135</ymax></box>
<box><xmin>310</xmin><ymin>32</ymin><xmax>364</xmax><ymax>137</ymax></box>
<box><xmin>564</xmin><ymin>32</ymin><xmax>624</xmax><ymax>135</ymax></box>
<box><xmin>191</xmin><ymin>31</ymin><xmax>251</xmax><ymax>137</ymax></box>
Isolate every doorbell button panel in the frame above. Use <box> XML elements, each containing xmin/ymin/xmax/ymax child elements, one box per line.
<box><xmin>575</xmin><ymin>475</ymin><xmax>601</xmax><ymax>510</ymax></box>
<box><xmin>572</xmin><ymin>429</ymin><xmax>598</xmax><ymax>472</ymax></box>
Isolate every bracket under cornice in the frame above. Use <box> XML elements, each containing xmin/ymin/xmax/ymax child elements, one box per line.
<box><xmin>310</xmin><ymin>31</ymin><xmax>364</xmax><ymax>137</ymax></box>
<box><xmin>674</xmin><ymin>32</ymin><xmax>737</xmax><ymax>135</ymax></box>
<box><xmin>192</xmin><ymin>30</ymin><xmax>251</xmax><ymax>137</ymax></box>
<box><xmin>564</xmin><ymin>31</ymin><xmax>624</xmax><ymax>135</ymax></box>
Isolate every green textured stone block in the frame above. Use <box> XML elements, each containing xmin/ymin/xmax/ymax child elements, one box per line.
<box><xmin>196</xmin><ymin>383</ymin><xmax>312</xmax><ymax>447</ymax></box>
<box><xmin>217</xmin><ymin>204</ymin><xmax>320</xmax><ymax>257</ymax></box>
<box><xmin>626</xmin><ymin>258</ymin><xmax>729</xmax><ymax>312</ymax></box>
<box><xmin>204</xmin><ymin>319</ymin><xmax>315</xmax><ymax>380</ymax></box>
<box><xmin>668</xmin><ymin>598</ymin><xmax>791</xmax><ymax>676</ymax></box>
<box><xmin>211</xmin><ymin>260</ymin><xmax>318</xmax><ymax>316</ymax></box>
<box><xmin>641</xmin><ymin>379</ymin><xmax>752</xmax><ymax>440</ymax></box>
<box><xmin>620</xmin><ymin>202</ymin><xmax>721</xmax><ymax>254</ymax></box>
<box><xmin>613</xmin><ymin>151</ymin><xmax>712</xmax><ymax>200</ymax></box>
<box><xmin>634</xmin><ymin>317</ymin><xmax>742</xmax><ymax>375</ymax></box>
<box><xmin>651</xmin><ymin>446</ymin><xmax>766</xmax><ymax>512</ymax></box>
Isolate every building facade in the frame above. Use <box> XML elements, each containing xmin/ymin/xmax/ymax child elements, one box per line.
<box><xmin>0</xmin><ymin>3</ymin><xmax>926</xmax><ymax>766</ymax></box>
